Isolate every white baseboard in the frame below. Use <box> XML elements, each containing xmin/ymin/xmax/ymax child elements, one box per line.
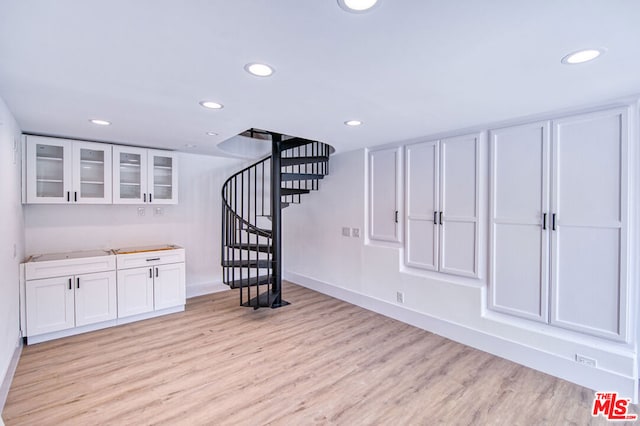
<box><xmin>284</xmin><ymin>271</ymin><xmax>638</xmax><ymax>403</ymax></box>
<box><xmin>186</xmin><ymin>281</ymin><xmax>229</xmax><ymax>298</ymax></box>
<box><xmin>0</xmin><ymin>335</ymin><xmax>23</xmax><ymax>414</ymax></box>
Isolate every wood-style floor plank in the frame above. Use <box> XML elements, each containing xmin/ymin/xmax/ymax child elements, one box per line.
<box><xmin>2</xmin><ymin>282</ymin><xmax>636</xmax><ymax>425</ymax></box>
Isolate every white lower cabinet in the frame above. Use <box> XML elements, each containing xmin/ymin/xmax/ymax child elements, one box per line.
<box><xmin>117</xmin><ymin>267</ymin><xmax>155</xmax><ymax>317</ymax></box>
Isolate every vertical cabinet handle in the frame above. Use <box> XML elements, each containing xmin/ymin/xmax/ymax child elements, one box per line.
<box><xmin>433</xmin><ymin>211</ymin><xmax>437</xmax><ymax>224</ymax></box>
<box><xmin>542</xmin><ymin>213</ymin><xmax>547</xmax><ymax>230</ymax></box>
<box><xmin>149</xmin><ymin>268</ymin><xmax>152</xmax><ymax>278</ymax></box>
<box><xmin>155</xmin><ymin>267</ymin><xmax>159</xmax><ymax>278</ymax></box>
<box><xmin>144</xmin><ymin>193</ymin><xmax>147</xmax><ymax>203</ymax></box>
<box><xmin>74</xmin><ymin>191</ymin><xmax>78</xmax><ymax>202</ymax></box>
<box><xmin>68</xmin><ymin>278</ymin><xmax>72</xmax><ymax>290</ymax></box>
<box><xmin>439</xmin><ymin>211</ymin><xmax>443</xmax><ymax>225</ymax></box>
<box><xmin>150</xmin><ymin>193</ymin><xmax>153</xmax><ymax>203</ymax></box>
<box><xmin>76</xmin><ymin>277</ymin><xmax>80</xmax><ymax>289</ymax></box>
<box><xmin>552</xmin><ymin>213</ymin><xmax>557</xmax><ymax>231</ymax></box>
<box><xmin>67</xmin><ymin>191</ymin><xmax>70</xmax><ymax>202</ymax></box>
<box><xmin>394</xmin><ymin>210</ymin><xmax>398</xmax><ymax>223</ymax></box>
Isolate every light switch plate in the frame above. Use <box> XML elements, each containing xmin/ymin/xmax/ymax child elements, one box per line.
<box><xmin>342</xmin><ymin>227</ymin><xmax>350</xmax><ymax>237</ymax></box>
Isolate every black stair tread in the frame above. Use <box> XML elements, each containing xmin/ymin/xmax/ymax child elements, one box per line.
<box><xmin>222</xmin><ymin>259</ymin><xmax>272</xmax><ymax>268</ymax></box>
<box><xmin>227</xmin><ymin>243</ymin><xmax>273</xmax><ymax>253</ymax></box>
<box><xmin>280</xmin><ymin>188</ymin><xmax>311</xmax><ymax>196</ymax></box>
<box><xmin>280</xmin><ymin>137</ymin><xmax>315</xmax><ymax>151</ymax></box>
<box><xmin>281</xmin><ymin>173</ymin><xmax>324</xmax><ymax>182</ymax></box>
<box><xmin>281</xmin><ymin>156</ymin><xmax>329</xmax><ymax>166</ymax></box>
<box><xmin>242</xmin><ymin>290</ymin><xmax>289</xmax><ymax>309</ymax></box>
<box><xmin>240</xmin><ymin>226</ymin><xmax>272</xmax><ymax>237</ymax></box>
<box><xmin>228</xmin><ymin>275</ymin><xmax>272</xmax><ymax>289</ymax></box>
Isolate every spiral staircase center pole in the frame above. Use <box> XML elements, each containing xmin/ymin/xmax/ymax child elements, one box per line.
<box><xmin>270</xmin><ymin>132</ymin><xmax>283</xmax><ymax>307</ymax></box>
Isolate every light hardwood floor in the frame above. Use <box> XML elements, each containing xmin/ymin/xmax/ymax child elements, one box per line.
<box><xmin>3</xmin><ymin>282</ymin><xmax>636</xmax><ymax>425</ymax></box>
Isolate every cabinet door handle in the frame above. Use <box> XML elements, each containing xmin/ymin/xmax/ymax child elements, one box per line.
<box><xmin>76</xmin><ymin>277</ymin><xmax>80</xmax><ymax>289</ymax></box>
<box><xmin>74</xmin><ymin>191</ymin><xmax>78</xmax><ymax>202</ymax></box>
<box><xmin>146</xmin><ymin>257</ymin><xmax>160</xmax><ymax>262</ymax></box>
<box><xmin>149</xmin><ymin>268</ymin><xmax>152</xmax><ymax>278</ymax></box>
<box><xmin>144</xmin><ymin>193</ymin><xmax>147</xmax><ymax>203</ymax></box>
<box><xmin>394</xmin><ymin>210</ymin><xmax>398</xmax><ymax>223</ymax></box>
<box><xmin>552</xmin><ymin>213</ymin><xmax>556</xmax><ymax>231</ymax></box>
<box><xmin>439</xmin><ymin>211</ymin><xmax>443</xmax><ymax>225</ymax></box>
<box><xmin>542</xmin><ymin>213</ymin><xmax>547</xmax><ymax>230</ymax></box>
<box><xmin>68</xmin><ymin>278</ymin><xmax>72</xmax><ymax>290</ymax></box>
<box><xmin>150</xmin><ymin>193</ymin><xmax>153</xmax><ymax>203</ymax></box>
<box><xmin>433</xmin><ymin>211</ymin><xmax>437</xmax><ymax>224</ymax></box>
<box><xmin>67</xmin><ymin>191</ymin><xmax>70</xmax><ymax>202</ymax></box>
<box><xmin>155</xmin><ymin>267</ymin><xmax>159</xmax><ymax>278</ymax></box>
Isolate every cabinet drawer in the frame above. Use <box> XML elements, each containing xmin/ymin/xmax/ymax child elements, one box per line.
<box><xmin>116</xmin><ymin>249</ymin><xmax>185</xmax><ymax>270</ymax></box>
<box><xmin>25</xmin><ymin>255</ymin><xmax>116</xmax><ymax>280</ymax></box>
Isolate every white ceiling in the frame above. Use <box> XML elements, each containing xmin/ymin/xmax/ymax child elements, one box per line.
<box><xmin>0</xmin><ymin>1</ymin><xmax>639</xmax><ymax>156</ymax></box>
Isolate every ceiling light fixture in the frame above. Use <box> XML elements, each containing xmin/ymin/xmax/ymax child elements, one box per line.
<box><xmin>338</xmin><ymin>0</ymin><xmax>378</xmax><ymax>13</ymax></box>
<box><xmin>344</xmin><ymin>120</ymin><xmax>362</xmax><ymax>126</ymax></box>
<box><xmin>561</xmin><ymin>48</ymin><xmax>605</xmax><ymax>65</ymax></box>
<box><xmin>206</xmin><ymin>131</ymin><xmax>219</xmax><ymax>136</ymax></box>
<box><xmin>199</xmin><ymin>100</ymin><xmax>224</xmax><ymax>109</ymax></box>
<box><xmin>89</xmin><ymin>119</ymin><xmax>111</xmax><ymax>126</ymax></box>
<box><xmin>244</xmin><ymin>63</ymin><xmax>275</xmax><ymax>77</ymax></box>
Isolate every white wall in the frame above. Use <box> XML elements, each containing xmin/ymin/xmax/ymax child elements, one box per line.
<box><xmin>283</xmin><ymin>134</ymin><xmax>639</xmax><ymax>400</ymax></box>
<box><xmin>0</xmin><ymin>97</ymin><xmax>24</xmax><ymax>405</ymax></box>
<box><xmin>24</xmin><ymin>153</ymin><xmax>243</xmax><ymax>297</ymax></box>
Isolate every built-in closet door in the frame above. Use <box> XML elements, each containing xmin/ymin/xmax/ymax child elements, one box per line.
<box><xmin>489</xmin><ymin>122</ymin><xmax>550</xmax><ymax>322</ymax></box>
<box><xmin>405</xmin><ymin>141</ymin><xmax>439</xmax><ymax>269</ymax></box>
<box><xmin>439</xmin><ymin>134</ymin><xmax>479</xmax><ymax>277</ymax></box>
<box><xmin>550</xmin><ymin>108</ymin><xmax>628</xmax><ymax>340</ymax></box>
<box><xmin>368</xmin><ymin>147</ymin><xmax>401</xmax><ymax>243</ymax></box>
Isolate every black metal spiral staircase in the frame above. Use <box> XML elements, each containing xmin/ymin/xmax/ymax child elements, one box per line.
<box><xmin>221</xmin><ymin>130</ymin><xmax>333</xmax><ymax>309</ymax></box>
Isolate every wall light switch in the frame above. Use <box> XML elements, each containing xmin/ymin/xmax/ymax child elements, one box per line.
<box><xmin>352</xmin><ymin>228</ymin><xmax>360</xmax><ymax>238</ymax></box>
<box><xmin>137</xmin><ymin>207</ymin><xmax>145</xmax><ymax>216</ymax></box>
<box><xmin>342</xmin><ymin>227</ymin><xmax>350</xmax><ymax>237</ymax></box>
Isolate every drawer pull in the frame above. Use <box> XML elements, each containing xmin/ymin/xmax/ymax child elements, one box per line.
<box><xmin>146</xmin><ymin>257</ymin><xmax>161</xmax><ymax>262</ymax></box>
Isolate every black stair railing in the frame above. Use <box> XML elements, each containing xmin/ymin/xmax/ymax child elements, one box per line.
<box><xmin>221</xmin><ymin>131</ymin><xmax>332</xmax><ymax>309</ymax></box>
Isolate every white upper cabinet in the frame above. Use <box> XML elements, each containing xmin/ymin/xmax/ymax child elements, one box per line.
<box><xmin>405</xmin><ymin>134</ymin><xmax>479</xmax><ymax>278</ymax></box>
<box><xmin>489</xmin><ymin>121</ymin><xmax>550</xmax><ymax>322</ymax></box>
<box><xmin>368</xmin><ymin>147</ymin><xmax>401</xmax><ymax>243</ymax></box>
<box><xmin>489</xmin><ymin>107</ymin><xmax>629</xmax><ymax>341</ymax></box>
<box><xmin>25</xmin><ymin>136</ymin><xmax>112</xmax><ymax>204</ymax></box>
<box><xmin>550</xmin><ymin>108</ymin><xmax>628</xmax><ymax>340</ymax></box>
<box><xmin>113</xmin><ymin>146</ymin><xmax>178</xmax><ymax>204</ymax></box>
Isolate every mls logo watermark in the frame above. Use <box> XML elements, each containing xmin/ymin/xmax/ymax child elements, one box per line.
<box><xmin>592</xmin><ymin>392</ymin><xmax>637</xmax><ymax>421</ymax></box>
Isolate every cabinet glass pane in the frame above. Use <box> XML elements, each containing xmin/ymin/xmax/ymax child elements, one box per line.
<box><xmin>80</xmin><ymin>148</ymin><xmax>105</xmax><ymax>198</ymax></box>
<box><xmin>35</xmin><ymin>144</ymin><xmax>64</xmax><ymax>198</ymax></box>
<box><xmin>119</xmin><ymin>152</ymin><xmax>142</xmax><ymax>199</ymax></box>
<box><xmin>153</xmin><ymin>156</ymin><xmax>173</xmax><ymax>200</ymax></box>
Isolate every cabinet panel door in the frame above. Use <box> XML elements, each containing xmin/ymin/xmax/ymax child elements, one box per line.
<box><xmin>439</xmin><ymin>134</ymin><xmax>479</xmax><ymax>277</ymax></box>
<box><xmin>405</xmin><ymin>141</ymin><xmax>438</xmax><ymax>269</ymax></box>
<box><xmin>26</xmin><ymin>136</ymin><xmax>72</xmax><ymax>204</ymax></box>
<box><xmin>26</xmin><ymin>276</ymin><xmax>75</xmax><ymax>336</ymax></box>
<box><xmin>113</xmin><ymin>146</ymin><xmax>148</xmax><ymax>204</ymax></box>
<box><xmin>117</xmin><ymin>267</ymin><xmax>154</xmax><ymax>317</ymax></box>
<box><xmin>489</xmin><ymin>122</ymin><xmax>549</xmax><ymax>321</ymax></box>
<box><xmin>72</xmin><ymin>141</ymin><xmax>112</xmax><ymax>204</ymax></box>
<box><xmin>154</xmin><ymin>263</ymin><xmax>186</xmax><ymax>310</ymax></box>
<box><xmin>75</xmin><ymin>271</ymin><xmax>117</xmax><ymax>326</ymax></box>
<box><xmin>368</xmin><ymin>147</ymin><xmax>401</xmax><ymax>242</ymax></box>
<box><xmin>550</xmin><ymin>108</ymin><xmax>628</xmax><ymax>340</ymax></box>
<box><xmin>148</xmin><ymin>150</ymin><xmax>178</xmax><ymax>204</ymax></box>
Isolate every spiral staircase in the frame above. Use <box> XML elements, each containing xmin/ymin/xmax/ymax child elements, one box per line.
<box><xmin>221</xmin><ymin>130</ymin><xmax>333</xmax><ymax>309</ymax></box>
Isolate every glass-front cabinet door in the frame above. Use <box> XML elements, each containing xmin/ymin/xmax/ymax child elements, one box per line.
<box><xmin>148</xmin><ymin>150</ymin><xmax>178</xmax><ymax>204</ymax></box>
<box><xmin>113</xmin><ymin>146</ymin><xmax>148</xmax><ymax>204</ymax></box>
<box><xmin>26</xmin><ymin>136</ymin><xmax>72</xmax><ymax>204</ymax></box>
<box><xmin>72</xmin><ymin>141</ymin><xmax>112</xmax><ymax>204</ymax></box>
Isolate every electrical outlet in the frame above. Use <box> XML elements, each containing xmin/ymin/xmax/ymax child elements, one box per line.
<box><xmin>575</xmin><ymin>354</ymin><xmax>596</xmax><ymax>367</ymax></box>
<box><xmin>352</xmin><ymin>228</ymin><xmax>360</xmax><ymax>238</ymax></box>
<box><xmin>137</xmin><ymin>207</ymin><xmax>146</xmax><ymax>216</ymax></box>
<box><xmin>342</xmin><ymin>227</ymin><xmax>350</xmax><ymax>237</ymax></box>
<box><xmin>396</xmin><ymin>291</ymin><xmax>404</xmax><ymax>304</ymax></box>
<box><xmin>154</xmin><ymin>207</ymin><xmax>164</xmax><ymax>216</ymax></box>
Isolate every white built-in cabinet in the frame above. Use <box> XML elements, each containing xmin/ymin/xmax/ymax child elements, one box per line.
<box><xmin>25</xmin><ymin>251</ymin><xmax>117</xmax><ymax>338</ymax></box>
<box><xmin>25</xmin><ymin>135</ymin><xmax>112</xmax><ymax>204</ymax></box>
<box><xmin>112</xmin><ymin>146</ymin><xmax>178</xmax><ymax>204</ymax></box>
<box><xmin>489</xmin><ymin>108</ymin><xmax>629</xmax><ymax>341</ymax></box>
<box><xmin>115</xmin><ymin>247</ymin><xmax>186</xmax><ymax>318</ymax></box>
<box><xmin>405</xmin><ymin>134</ymin><xmax>479</xmax><ymax>278</ymax></box>
<box><xmin>368</xmin><ymin>147</ymin><xmax>401</xmax><ymax>243</ymax></box>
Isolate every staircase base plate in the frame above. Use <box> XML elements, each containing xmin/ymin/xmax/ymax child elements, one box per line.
<box><xmin>242</xmin><ymin>291</ymin><xmax>290</xmax><ymax>309</ymax></box>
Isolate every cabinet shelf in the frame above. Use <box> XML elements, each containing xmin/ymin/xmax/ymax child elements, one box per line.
<box><xmin>154</xmin><ymin>166</ymin><xmax>173</xmax><ymax>170</ymax></box>
<box><xmin>81</xmin><ymin>159</ymin><xmax>105</xmax><ymax>165</ymax></box>
<box><xmin>154</xmin><ymin>184</ymin><xmax>172</xmax><ymax>188</ymax></box>
<box><xmin>120</xmin><ymin>163</ymin><xmax>141</xmax><ymax>168</ymax></box>
<box><xmin>81</xmin><ymin>181</ymin><xmax>105</xmax><ymax>185</ymax></box>
<box><xmin>37</xmin><ymin>156</ymin><xmax>63</xmax><ymax>162</ymax></box>
<box><xmin>36</xmin><ymin>179</ymin><xmax>63</xmax><ymax>183</ymax></box>
<box><xmin>120</xmin><ymin>182</ymin><xmax>141</xmax><ymax>186</ymax></box>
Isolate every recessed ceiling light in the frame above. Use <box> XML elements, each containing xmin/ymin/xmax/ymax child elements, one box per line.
<box><xmin>338</xmin><ymin>0</ymin><xmax>378</xmax><ymax>13</ymax></box>
<box><xmin>206</xmin><ymin>131</ymin><xmax>218</xmax><ymax>136</ymax></box>
<box><xmin>244</xmin><ymin>63</ymin><xmax>275</xmax><ymax>77</ymax></box>
<box><xmin>344</xmin><ymin>120</ymin><xmax>362</xmax><ymax>126</ymax></box>
<box><xmin>561</xmin><ymin>48</ymin><xmax>605</xmax><ymax>65</ymax></box>
<box><xmin>89</xmin><ymin>119</ymin><xmax>111</xmax><ymax>126</ymax></box>
<box><xmin>199</xmin><ymin>100</ymin><xmax>224</xmax><ymax>109</ymax></box>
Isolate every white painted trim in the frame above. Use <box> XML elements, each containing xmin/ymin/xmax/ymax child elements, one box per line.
<box><xmin>284</xmin><ymin>271</ymin><xmax>638</xmax><ymax>403</ymax></box>
<box><xmin>186</xmin><ymin>281</ymin><xmax>230</xmax><ymax>298</ymax></box>
<box><xmin>0</xmin><ymin>336</ymin><xmax>23</xmax><ymax>413</ymax></box>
